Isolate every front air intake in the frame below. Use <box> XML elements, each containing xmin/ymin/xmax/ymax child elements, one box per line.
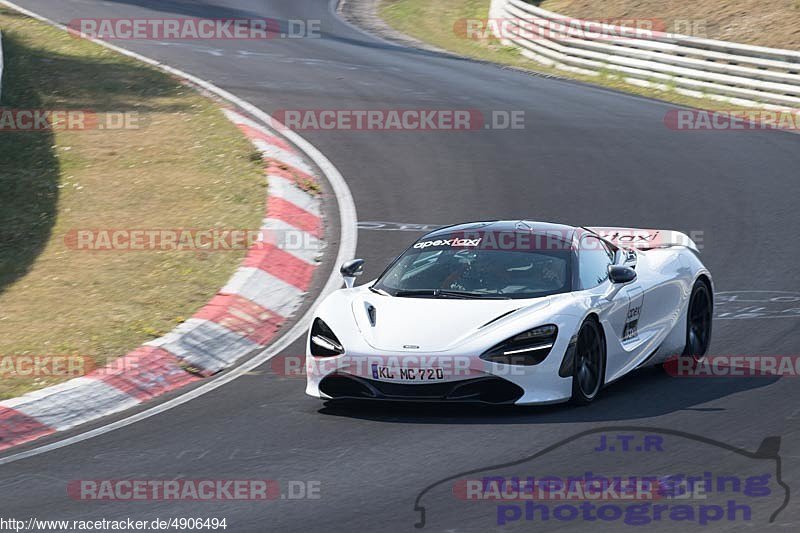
<box><xmin>310</xmin><ymin>318</ymin><xmax>344</xmax><ymax>357</ymax></box>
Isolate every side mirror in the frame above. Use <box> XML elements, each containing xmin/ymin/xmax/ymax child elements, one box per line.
<box><xmin>608</xmin><ymin>265</ymin><xmax>637</xmax><ymax>284</ymax></box>
<box><xmin>340</xmin><ymin>259</ymin><xmax>365</xmax><ymax>288</ymax></box>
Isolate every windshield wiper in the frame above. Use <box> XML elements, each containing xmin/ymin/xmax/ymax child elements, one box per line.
<box><xmin>394</xmin><ymin>289</ymin><xmax>509</xmax><ymax>299</ymax></box>
<box><xmin>394</xmin><ymin>289</ymin><xmax>442</xmax><ymax>298</ymax></box>
<box><xmin>368</xmin><ymin>285</ymin><xmax>390</xmax><ymax>295</ymax></box>
<box><xmin>441</xmin><ymin>290</ymin><xmax>510</xmax><ymax>300</ymax></box>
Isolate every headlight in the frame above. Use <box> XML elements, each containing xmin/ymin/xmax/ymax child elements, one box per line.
<box><xmin>310</xmin><ymin>318</ymin><xmax>344</xmax><ymax>357</ymax></box>
<box><xmin>480</xmin><ymin>325</ymin><xmax>558</xmax><ymax>366</ymax></box>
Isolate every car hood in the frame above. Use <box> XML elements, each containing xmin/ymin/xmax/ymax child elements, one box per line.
<box><xmin>349</xmin><ymin>293</ymin><xmax>550</xmax><ymax>352</ymax></box>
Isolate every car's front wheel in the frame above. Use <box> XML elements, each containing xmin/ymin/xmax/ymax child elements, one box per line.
<box><xmin>570</xmin><ymin>318</ymin><xmax>606</xmax><ymax>405</ymax></box>
<box><xmin>684</xmin><ymin>278</ymin><xmax>713</xmax><ymax>360</ymax></box>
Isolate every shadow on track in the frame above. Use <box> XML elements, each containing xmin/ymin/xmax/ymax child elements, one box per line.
<box><xmin>317</xmin><ymin>365</ymin><xmax>779</xmax><ymax>424</ymax></box>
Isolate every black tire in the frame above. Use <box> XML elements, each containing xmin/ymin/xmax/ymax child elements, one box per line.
<box><xmin>570</xmin><ymin>318</ymin><xmax>606</xmax><ymax>405</ymax></box>
<box><xmin>683</xmin><ymin>279</ymin><xmax>713</xmax><ymax>360</ymax></box>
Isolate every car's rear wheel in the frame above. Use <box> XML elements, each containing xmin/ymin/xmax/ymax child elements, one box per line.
<box><xmin>570</xmin><ymin>318</ymin><xmax>606</xmax><ymax>405</ymax></box>
<box><xmin>684</xmin><ymin>279</ymin><xmax>713</xmax><ymax>360</ymax></box>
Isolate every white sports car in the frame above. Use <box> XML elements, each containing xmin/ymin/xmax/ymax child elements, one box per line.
<box><xmin>305</xmin><ymin>221</ymin><xmax>712</xmax><ymax>405</ymax></box>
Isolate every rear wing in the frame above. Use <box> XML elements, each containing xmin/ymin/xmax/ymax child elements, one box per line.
<box><xmin>587</xmin><ymin>227</ymin><xmax>699</xmax><ymax>253</ymax></box>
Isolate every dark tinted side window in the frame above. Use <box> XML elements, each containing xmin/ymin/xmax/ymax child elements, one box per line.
<box><xmin>578</xmin><ymin>236</ymin><xmax>613</xmax><ymax>289</ymax></box>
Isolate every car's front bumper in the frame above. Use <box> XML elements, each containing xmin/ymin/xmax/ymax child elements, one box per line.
<box><xmin>305</xmin><ymin>346</ymin><xmax>575</xmax><ymax>405</ymax></box>
<box><xmin>315</xmin><ymin>373</ymin><xmax>525</xmax><ymax>404</ymax></box>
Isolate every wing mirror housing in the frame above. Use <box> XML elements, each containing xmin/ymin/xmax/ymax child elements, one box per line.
<box><xmin>604</xmin><ymin>265</ymin><xmax>637</xmax><ymax>300</ymax></box>
<box><xmin>340</xmin><ymin>259</ymin><xmax>365</xmax><ymax>288</ymax></box>
<box><xmin>608</xmin><ymin>265</ymin><xmax>637</xmax><ymax>284</ymax></box>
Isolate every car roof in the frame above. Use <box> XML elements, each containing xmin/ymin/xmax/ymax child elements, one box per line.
<box><xmin>421</xmin><ymin>220</ymin><xmax>577</xmax><ymax>241</ymax></box>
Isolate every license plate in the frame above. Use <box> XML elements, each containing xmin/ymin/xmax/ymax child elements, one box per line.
<box><xmin>371</xmin><ymin>364</ymin><xmax>445</xmax><ymax>382</ymax></box>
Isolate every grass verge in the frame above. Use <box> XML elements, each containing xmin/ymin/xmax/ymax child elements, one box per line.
<box><xmin>0</xmin><ymin>8</ymin><xmax>265</xmax><ymax>399</ymax></box>
<box><xmin>378</xmin><ymin>0</ymin><xmax>781</xmax><ymax>113</ymax></box>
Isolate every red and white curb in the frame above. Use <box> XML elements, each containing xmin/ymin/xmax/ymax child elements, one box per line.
<box><xmin>0</xmin><ymin>109</ymin><xmax>324</xmax><ymax>451</ymax></box>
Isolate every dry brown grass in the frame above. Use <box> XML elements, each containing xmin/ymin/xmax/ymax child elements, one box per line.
<box><xmin>0</xmin><ymin>8</ymin><xmax>265</xmax><ymax>398</ymax></box>
<box><xmin>539</xmin><ymin>0</ymin><xmax>800</xmax><ymax>50</ymax></box>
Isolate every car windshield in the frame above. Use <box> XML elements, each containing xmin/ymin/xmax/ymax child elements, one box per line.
<box><xmin>373</xmin><ymin>232</ymin><xmax>572</xmax><ymax>299</ymax></box>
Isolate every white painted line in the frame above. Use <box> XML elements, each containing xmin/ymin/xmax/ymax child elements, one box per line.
<box><xmin>0</xmin><ymin>0</ymin><xmax>358</xmax><ymax>466</ymax></box>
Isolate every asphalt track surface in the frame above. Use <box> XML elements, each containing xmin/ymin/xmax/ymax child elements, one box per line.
<box><xmin>2</xmin><ymin>0</ymin><xmax>800</xmax><ymax>531</ymax></box>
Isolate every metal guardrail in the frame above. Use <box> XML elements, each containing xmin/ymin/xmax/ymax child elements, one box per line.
<box><xmin>490</xmin><ymin>0</ymin><xmax>800</xmax><ymax>108</ymax></box>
